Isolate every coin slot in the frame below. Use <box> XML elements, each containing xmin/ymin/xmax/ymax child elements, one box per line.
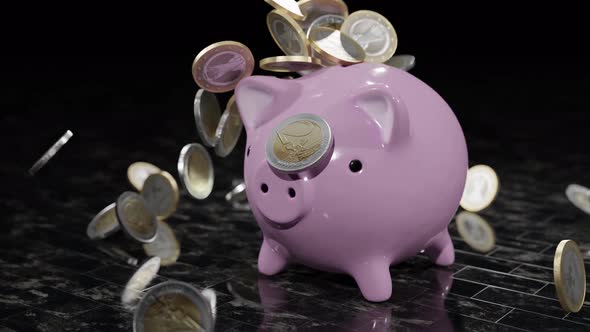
<box><xmin>349</xmin><ymin>160</ymin><xmax>363</xmax><ymax>173</ymax></box>
<box><xmin>247</xmin><ymin>146</ymin><xmax>251</xmax><ymax>157</ymax></box>
<box><xmin>261</xmin><ymin>183</ymin><xmax>269</xmax><ymax>193</ymax></box>
<box><xmin>288</xmin><ymin>188</ymin><xmax>296</xmax><ymax>198</ymax></box>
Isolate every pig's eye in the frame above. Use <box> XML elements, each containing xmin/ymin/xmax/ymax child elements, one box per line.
<box><xmin>247</xmin><ymin>146</ymin><xmax>251</xmax><ymax>157</ymax></box>
<box><xmin>349</xmin><ymin>160</ymin><xmax>363</xmax><ymax>173</ymax></box>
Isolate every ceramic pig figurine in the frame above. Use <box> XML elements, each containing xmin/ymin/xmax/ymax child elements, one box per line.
<box><xmin>235</xmin><ymin>63</ymin><xmax>468</xmax><ymax>302</ymax></box>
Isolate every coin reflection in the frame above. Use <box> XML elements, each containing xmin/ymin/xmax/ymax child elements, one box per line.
<box><xmin>144</xmin><ymin>293</ymin><xmax>204</xmax><ymax>332</ymax></box>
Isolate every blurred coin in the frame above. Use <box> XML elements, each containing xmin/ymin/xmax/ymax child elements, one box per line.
<box><xmin>28</xmin><ymin>130</ymin><xmax>74</xmax><ymax>176</ymax></box>
<box><xmin>133</xmin><ymin>281</ymin><xmax>215</xmax><ymax>332</ymax></box>
<box><xmin>225</xmin><ymin>181</ymin><xmax>249</xmax><ymax>211</ymax></box>
<box><xmin>97</xmin><ymin>245</ymin><xmax>138</xmax><ymax>266</ymax></box>
<box><xmin>193</xmin><ymin>90</ymin><xmax>222</xmax><ymax>147</ymax></box>
<box><xmin>309</xmin><ymin>27</ymin><xmax>365</xmax><ymax>65</ymax></box>
<box><xmin>141</xmin><ymin>171</ymin><xmax>180</xmax><ymax>220</ymax></box>
<box><xmin>565</xmin><ymin>184</ymin><xmax>590</xmax><ymax>215</ymax></box>
<box><xmin>384</xmin><ymin>54</ymin><xmax>416</xmax><ymax>72</ymax></box>
<box><xmin>341</xmin><ymin>10</ymin><xmax>398</xmax><ymax>63</ymax></box>
<box><xmin>264</xmin><ymin>0</ymin><xmax>304</xmax><ymax>19</ymax></box>
<box><xmin>178</xmin><ymin>143</ymin><xmax>214</xmax><ymax>200</ymax></box>
<box><xmin>306</xmin><ymin>14</ymin><xmax>345</xmax><ymax>38</ymax></box>
<box><xmin>143</xmin><ymin>220</ymin><xmax>180</xmax><ymax>267</ymax></box>
<box><xmin>267</xmin><ymin>9</ymin><xmax>309</xmax><ymax>56</ymax></box>
<box><xmin>116</xmin><ymin>192</ymin><xmax>159</xmax><ymax>244</ymax></box>
<box><xmin>127</xmin><ymin>162</ymin><xmax>161</xmax><ymax>192</ymax></box>
<box><xmin>192</xmin><ymin>41</ymin><xmax>255</xmax><ymax>93</ymax></box>
<box><xmin>214</xmin><ymin>95</ymin><xmax>243</xmax><ymax>158</ymax></box>
<box><xmin>200</xmin><ymin>289</ymin><xmax>217</xmax><ymax>319</ymax></box>
<box><xmin>87</xmin><ymin>203</ymin><xmax>120</xmax><ymax>240</ymax></box>
<box><xmin>297</xmin><ymin>0</ymin><xmax>349</xmax><ymax>31</ymax></box>
<box><xmin>460</xmin><ymin>165</ymin><xmax>499</xmax><ymax>212</ymax></box>
<box><xmin>122</xmin><ymin>256</ymin><xmax>161</xmax><ymax>309</ymax></box>
<box><xmin>455</xmin><ymin>211</ymin><xmax>496</xmax><ymax>253</ymax></box>
<box><xmin>260</xmin><ymin>55</ymin><xmax>323</xmax><ymax>73</ymax></box>
<box><xmin>554</xmin><ymin>240</ymin><xmax>586</xmax><ymax>313</ymax></box>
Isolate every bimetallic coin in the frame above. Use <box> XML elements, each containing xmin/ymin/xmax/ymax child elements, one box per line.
<box><xmin>133</xmin><ymin>281</ymin><xmax>215</xmax><ymax>332</ymax></box>
<box><xmin>554</xmin><ymin>240</ymin><xmax>586</xmax><ymax>313</ymax></box>
<box><xmin>267</xmin><ymin>9</ymin><xmax>309</xmax><ymax>56</ymax></box>
<box><xmin>455</xmin><ymin>211</ymin><xmax>496</xmax><ymax>253</ymax></box>
<box><xmin>460</xmin><ymin>165</ymin><xmax>500</xmax><ymax>212</ymax></box>
<box><xmin>127</xmin><ymin>162</ymin><xmax>161</xmax><ymax>192</ymax></box>
<box><xmin>178</xmin><ymin>143</ymin><xmax>214</xmax><ymax>200</ymax></box>
<box><xmin>309</xmin><ymin>27</ymin><xmax>365</xmax><ymax>65</ymax></box>
<box><xmin>225</xmin><ymin>181</ymin><xmax>249</xmax><ymax>211</ymax></box>
<box><xmin>193</xmin><ymin>90</ymin><xmax>222</xmax><ymax>147</ymax></box>
<box><xmin>192</xmin><ymin>41</ymin><xmax>255</xmax><ymax>93</ymax></box>
<box><xmin>214</xmin><ymin>95</ymin><xmax>243</xmax><ymax>158</ymax></box>
<box><xmin>306</xmin><ymin>14</ymin><xmax>345</xmax><ymax>38</ymax></box>
<box><xmin>297</xmin><ymin>0</ymin><xmax>349</xmax><ymax>31</ymax></box>
<box><xmin>266</xmin><ymin>113</ymin><xmax>333</xmax><ymax>173</ymax></box>
<box><xmin>141</xmin><ymin>171</ymin><xmax>180</xmax><ymax>220</ymax></box>
<box><xmin>143</xmin><ymin>221</ymin><xmax>180</xmax><ymax>267</ymax></box>
<box><xmin>264</xmin><ymin>0</ymin><xmax>304</xmax><ymax>19</ymax></box>
<box><xmin>28</xmin><ymin>130</ymin><xmax>73</xmax><ymax>176</ymax></box>
<box><xmin>116</xmin><ymin>192</ymin><xmax>159</xmax><ymax>244</ymax></box>
<box><xmin>341</xmin><ymin>10</ymin><xmax>398</xmax><ymax>63</ymax></box>
<box><xmin>384</xmin><ymin>54</ymin><xmax>416</xmax><ymax>72</ymax></box>
<box><xmin>87</xmin><ymin>203</ymin><xmax>120</xmax><ymax>240</ymax></box>
<box><xmin>565</xmin><ymin>184</ymin><xmax>590</xmax><ymax>215</ymax></box>
<box><xmin>260</xmin><ymin>56</ymin><xmax>323</xmax><ymax>73</ymax></box>
<box><xmin>122</xmin><ymin>256</ymin><xmax>161</xmax><ymax>309</ymax></box>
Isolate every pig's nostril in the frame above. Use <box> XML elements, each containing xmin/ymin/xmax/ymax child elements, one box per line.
<box><xmin>261</xmin><ymin>183</ymin><xmax>269</xmax><ymax>193</ymax></box>
<box><xmin>288</xmin><ymin>188</ymin><xmax>296</xmax><ymax>198</ymax></box>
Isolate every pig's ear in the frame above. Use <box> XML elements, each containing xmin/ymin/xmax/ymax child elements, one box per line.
<box><xmin>354</xmin><ymin>85</ymin><xmax>410</xmax><ymax>147</ymax></box>
<box><xmin>235</xmin><ymin>76</ymin><xmax>296</xmax><ymax>132</ymax></box>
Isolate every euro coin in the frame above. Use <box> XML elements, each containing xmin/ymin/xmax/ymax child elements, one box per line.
<box><xmin>127</xmin><ymin>162</ymin><xmax>161</xmax><ymax>192</ymax></box>
<box><xmin>116</xmin><ymin>192</ymin><xmax>159</xmax><ymax>244</ymax></box>
<box><xmin>297</xmin><ymin>0</ymin><xmax>349</xmax><ymax>32</ymax></box>
<box><xmin>141</xmin><ymin>171</ymin><xmax>180</xmax><ymax>220</ymax></box>
<box><xmin>455</xmin><ymin>211</ymin><xmax>496</xmax><ymax>253</ymax></box>
<box><xmin>177</xmin><ymin>143</ymin><xmax>214</xmax><ymax>200</ymax></box>
<box><xmin>133</xmin><ymin>281</ymin><xmax>215</xmax><ymax>332</ymax></box>
<box><xmin>267</xmin><ymin>9</ymin><xmax>309</xmax><ymax>56</ymax></box>
<box><xmin>143</xmin><ymin>221</ymin><xmax>180</xmax><ymax>267</ymax></box>
<box><xmin>264</xmin><ymin>0</ymin><xmax>304</xmax><ymax>19</ymax></box>
<box><xmin>260</xmin><ymin>56</ymin><xmax>323</xmax><ymax>73</ymax></box>
<box><xmin>192</xmin><ymin>41</ymin><xmax>255</xmax><ymax>93</ymax></box>
<box><xmin>214</xmin><ymin>95</ymin><xmax>243</xmax><ymax>158</ymax></box>
<box><xmin>384</xmin><ymin>54</ymin><xmax>416</xmax><ymax>72</ymax></box>
<box><xmin>28</xmin><ymin>130</ymin><xmax>73</xmax><ymax>176</ymax></box>
<box><xmin>565</xmin><ymin>184</ymin><xmax>590</xmax><ymax>215</ymax></box>
<box><xmin>225</xmin><ymin>181</ymin><xmax>249</xmax><ymax>211</ymax></box>
<box><xmin>341</xmin><ymin>10</ymin><xmax>398</xmax><ymax>63</ymax></box>
<box><xmin>306</xmin><ymin>14</ymin><xmax>345</xmax><ymax>38</ymax></box>
<box><xmin>460</xmin><ymin>165</ymin><xmax>499</xmax><ymax>212</ymax></box>
<box><xmin>554</xmin><ymin>240</ymin><xmax>586</xmax><ymax>313</ymax></box>
<box><xmin>193</xmin><ymin>89</ymin><xmax>222</xmax><ymax>147</ymax></box>
<box><xmin>121</xmin><ymin>256</ymin><xmax>161</xmax><ymax>309</ymax></box>
<box><xmin>308</xmin><ymin>27</ymin><xmax>365</xmax><ymax>65</ymax></box>
<box><xmin>87</xmin><ymin>203</ymin><xmax>120</xmax><ymax>240</ymax></box>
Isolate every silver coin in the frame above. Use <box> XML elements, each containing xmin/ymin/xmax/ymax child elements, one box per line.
<box><xmin>455</xmin><ymin>211</ymin><xmax>496</xmax><ymax>253</ymax></box>
<box><xmin>225</xmin><ymin>182</ymin><xmax>249</xmax><ymax>211</ymax></box>
<box><xmin>214</xmin><ymin>96</ymin><xmax>243</xmax><ymax>158</ymax></box>
<box><xmin>306</xmin><ymin>14</ymin><xmax>345</xmax><ymax>38</ymax></box>
<box><xmin>97</xmin><ymin>245</ymin><xmax>138</xmax><ymax>266</ymax></box>
<box><xmin>87</xmin><ymin>203</ymin><xmax>120</xmax><ymax>240</ymax></box>
<box><xmin>143</xmin><ymin>220</ymin><xmax>180</xmax><ymax>267</ymax></box>
<box><xmin>554</xmin><ymin>240</ymin><xmax>586</xmax><ymax>312</ymax></box>
<box><xmin>122</xmin><ymin>256</ymin><xmax>161</xmax><ymax>309</ymax></box>
<box><xmin>340</xmin><ymin>10</ymin><xmax>398</xmax><ymax>63</ymax></box>
<box><xmin>28</xmin><ymin>130</ymin><xmax>74</xmax><ymax>176</ymax></box>
<box><xmin>565</xmin><ymin>184</ymin><xmax>590</xmax><ymax>215</ymax></box>
<box><xmin>116</xmin><ymin>192</ymin><xmax>159</xmax><ymax>244</ymax></box>
<box><xmin>266</xmin><ymin>113</ymin><xmax>333</xmax><ymax>173</ymax></box>
<box><xmin>267</xmin><ymin>9</ymin><xmax>309</xmax><ymax>56</ymax></box>
<box><xmin>133</xmin><ymin>281</ymin><xmax>215</xmax><ymax>332</ymax></box>
<box><xmin>194</xmin><ymin>89</ymin><xmax>222</xmax><ymax>147</ymax></box>
<box><xmin>177</xmin><ymin>143</ymin><xmax>214</xmax><ymax>200</ymax></box>
<box><xmin>141</xmin><ymin>172</ymin><xmax>179</xmax><ymax>220</ymax></box>
<box><xmin>384</xmin><ymin>54</ymin><xmax>416</xmax><ymax>72</ymax></box>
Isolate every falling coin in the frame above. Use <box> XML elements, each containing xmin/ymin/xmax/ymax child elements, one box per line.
<box><xmin>214</xmin><ymin>95</ymin><xmax>243</xmax><ymax>158</ymax></box>
<box><xmin>309</xmin><ymin>27</ymin><xmax>365</xmax><ymax>65</ymax></box>
<box><xmin>177</xmin><ymin>143</ymin><xmax>214</xmax><ymax>200</ymax></box>
<box><xmin>306</xmin><ymin>14</ymin><xmax>345</xmax><ymax>38</ymax></box>
<box><xmin>133</xmin><ymin>281</ymin><xmax>215</xmax><ymax>332</ymax></box>
<box><xmin>122</xmin><ymin>256</ymin><xmax>162</xmax><ymax>309</ymax></box>
<box><xmin>565</xmin><ymin>184</ymin><xmax>590</xmax><ymax>215</ymax></box>
<box><xmin>116</xmin><ymin>192</ymin><xmax>159</xmax><ymax>244</ymax></box>
<box><xmin>341</xmin><ymin>10</ymin><xmax>398</xmax><ymax>63</ymax></box>
<box><xmin>384</xmin><ymin>54</ymin><xmax>416</xmax><ymax>72</ymax></box>
<box><xmin>264</xmin><ymin>0</ymin><xmax>304</xmax><ymax>19</ymax></box>
<box><xmin>297</xmin><ymin>0</ymin><xmax>349</xmax><ymax>32</ymax></box>
<box><xmin>225</xmin><ymin>181</ymin><xmax>249</xmax><ymax>211</ymax></box>
<box><xmin>193</xmin><ymin>90</ymin><xmax>222</xmax><ymax>148</ymax></box>
<box><xmin>460</xmin><ymin>165</ymin><xmax>499</xmax><ymax>212</ymax></box>
<box><xmin>192</xmin><ymin>41</ymin><xmax>255</xmax><ymax>93</ymax></box>
<box><xmin>141</xmin><ymin>171</ymin><xmax>180</xmax><ymax>220</ymax></box>
<box><xmin>455</xmin><ymin>211</ymin><xmax>496</xmax><ymax>253</ymax></box>
<box><xmin>127</xmin><ymin>162</ymin><xmax>162</xmax><ymax>192</ymax></box>
<box><xmin>87</xmin><ymin>203</ymin><xmax>120</xmax><ymax>240</ymax></box>
<box><xmin>267</xmin><ymin>9</ymin><xmax>310</xmax><ymax>56</ymax></box>
<box><xmin>554</xmin><ymin>240</ymin><xmax>586</xmax><ymax>313</ymax></box>
<box><xmin>28</xmin><ymin>130</ymin><xmax>74</xmax><ymax>176</ymax></box>
<box><xmin>143</xmin><ymin>220</ymin><xmax>181</xmax><ymax>267</ymax></box>
<box><xmin>260</xmin><ymin>56</ymin><xmax>323</xmax><ymax>73</ymax></box>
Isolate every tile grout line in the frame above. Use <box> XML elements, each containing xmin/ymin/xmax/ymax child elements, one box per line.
<box><xmin>532</xmin><ymin>282</ymin><xmax>550</xmax><ymax>295</ymax></box>
<box><xmin>508</xmin><ymin>263</ymin><xmax>523</xmax><ymax>274</ymax></box>
<box><xmin>451</xmin><ymin>265</ymin><xmax>468</xmax><ymax>276</ymax></box>
<box><xmin>494</xmin><ymin>307</ymin><xmax>514</xmax><ymax>323</ymax></box>
<box><xmin>455</xmin><ymin>248</ymin><xmax>554</xmax><ymax>272</ymax></box>
<box><xmin>452</xmin><ymin>276</ymin><xmax>559</xmax><ymax>302</ymax></box>
<box><xmin>456</xmin><ymin>265</ymin><xmax>551</xmax><ymax>284</ymax></box>
<box><xmin>469</xmin><ymin>286</ymin><xmax>489</xmax><ymax>299</ymax></box>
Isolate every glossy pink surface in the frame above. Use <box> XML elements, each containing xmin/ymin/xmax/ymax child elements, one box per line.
<box><xmin>235</xmin><ymin>63</ymin><xmax>468</xmax><ymax>302</ymax></box>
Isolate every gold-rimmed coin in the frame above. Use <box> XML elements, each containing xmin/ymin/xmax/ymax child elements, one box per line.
<box><xmin>267</xmin><ymin>9</ymin><xmax>309</xmax><ymax>56</ymax></box>
<box><xmin>341</xmin><ymin>10</ymin><xmax>398</xmax><ymax>63</ymax></box>
<box><xmin>87</xmin><ymin>203</ymin><xmax>120</xmax><ymax>240</ymax></box>
<box><xmin>460</xmin><ymin>165</ymin><xmax>500</xmax><ymax>212</ymax></box>
<box><xmin>260</xmin><ymin>56</ymin><xmax>323</xmax><ymax>73</ymax></box>
<box><xmin>455</xmin><ymin>211</ymin><xmax>496</xmax><ymax>253</ymax></box>
<box><xmin>193</xmin><ymin>89</ymin><xmax>222</xmax><ymax>147</ymax></box>
<box><xmin>264</xmin><ymin>0</ymin><xmax>304</xmax><ymax>19</ymax></box>
<box><xmin>141</xmin><ymin>171</ymin><xmax>179</xmax><ymax>220</ymax></box>
<box><xmin>308</xmin><ymin>27</ymin><xmax>365</xmax><ymax>65</ymax></box>
<box><xmin>143</xmin><ymin>220</ymin><xmax>180</xmax><ymax>267</ymax></box>
<box><xmin>215</xmin><ymin>95</ymin><xmax>243</xmax><ymax>158</ymax></box>
<box><xmin>297</xmin><ymin>0</ymin><xmax>349</xmax><ymax>31</ymax></box>
<box><xmin>192</xmin><ymin>41</ymin><xmax>255</xmax><ymax>93</ymax></box>
<box><xmin>306</xmin><ymin>14</ymin><xmax>345</xmax><ymax>38</ymax></box>
<box><xmin>116</xmin><ymin>192</ymin><xmax>159</xmax><ymax>244</ymax></box>
<box><xmin>554</xmin><ymin>240</ymin><xmax>586</xmax><ymax>313</ymax></box>
<box><xmin>127</xmin><ymin>162</ymin><xmax>161</xmax><ymax>192</ymax></box>
<box><xmin>177</xmin><ymin>143</ymin><xmax>214</xmax><ymax>200</ymax></box>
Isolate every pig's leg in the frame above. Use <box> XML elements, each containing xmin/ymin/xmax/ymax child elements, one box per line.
<box><xmin>424</xmin><ymin>229</ymin><xmax>455</xmax><ymax>266</ymax></box>
<box><xmin>350</xmin><ymin>258</ymin><xmax>392</xmax><ymax>302</ymax></box>
<box><xmin>258</xmin><ymin>238</ymin><xmax>288</xmax><ymax>276</ymax></box>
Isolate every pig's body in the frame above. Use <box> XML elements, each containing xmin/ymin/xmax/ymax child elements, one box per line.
<box><xmin>235</xmin><ymin>63</ymin><xmax>468</xmax><ymax>302</ymax></box>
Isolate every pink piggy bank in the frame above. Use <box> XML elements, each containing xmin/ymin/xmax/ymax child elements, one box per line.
<box><xmin>235</xmin><ymin>63</ymin><xmax>468</xmax><ymax>302</ymax></box>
